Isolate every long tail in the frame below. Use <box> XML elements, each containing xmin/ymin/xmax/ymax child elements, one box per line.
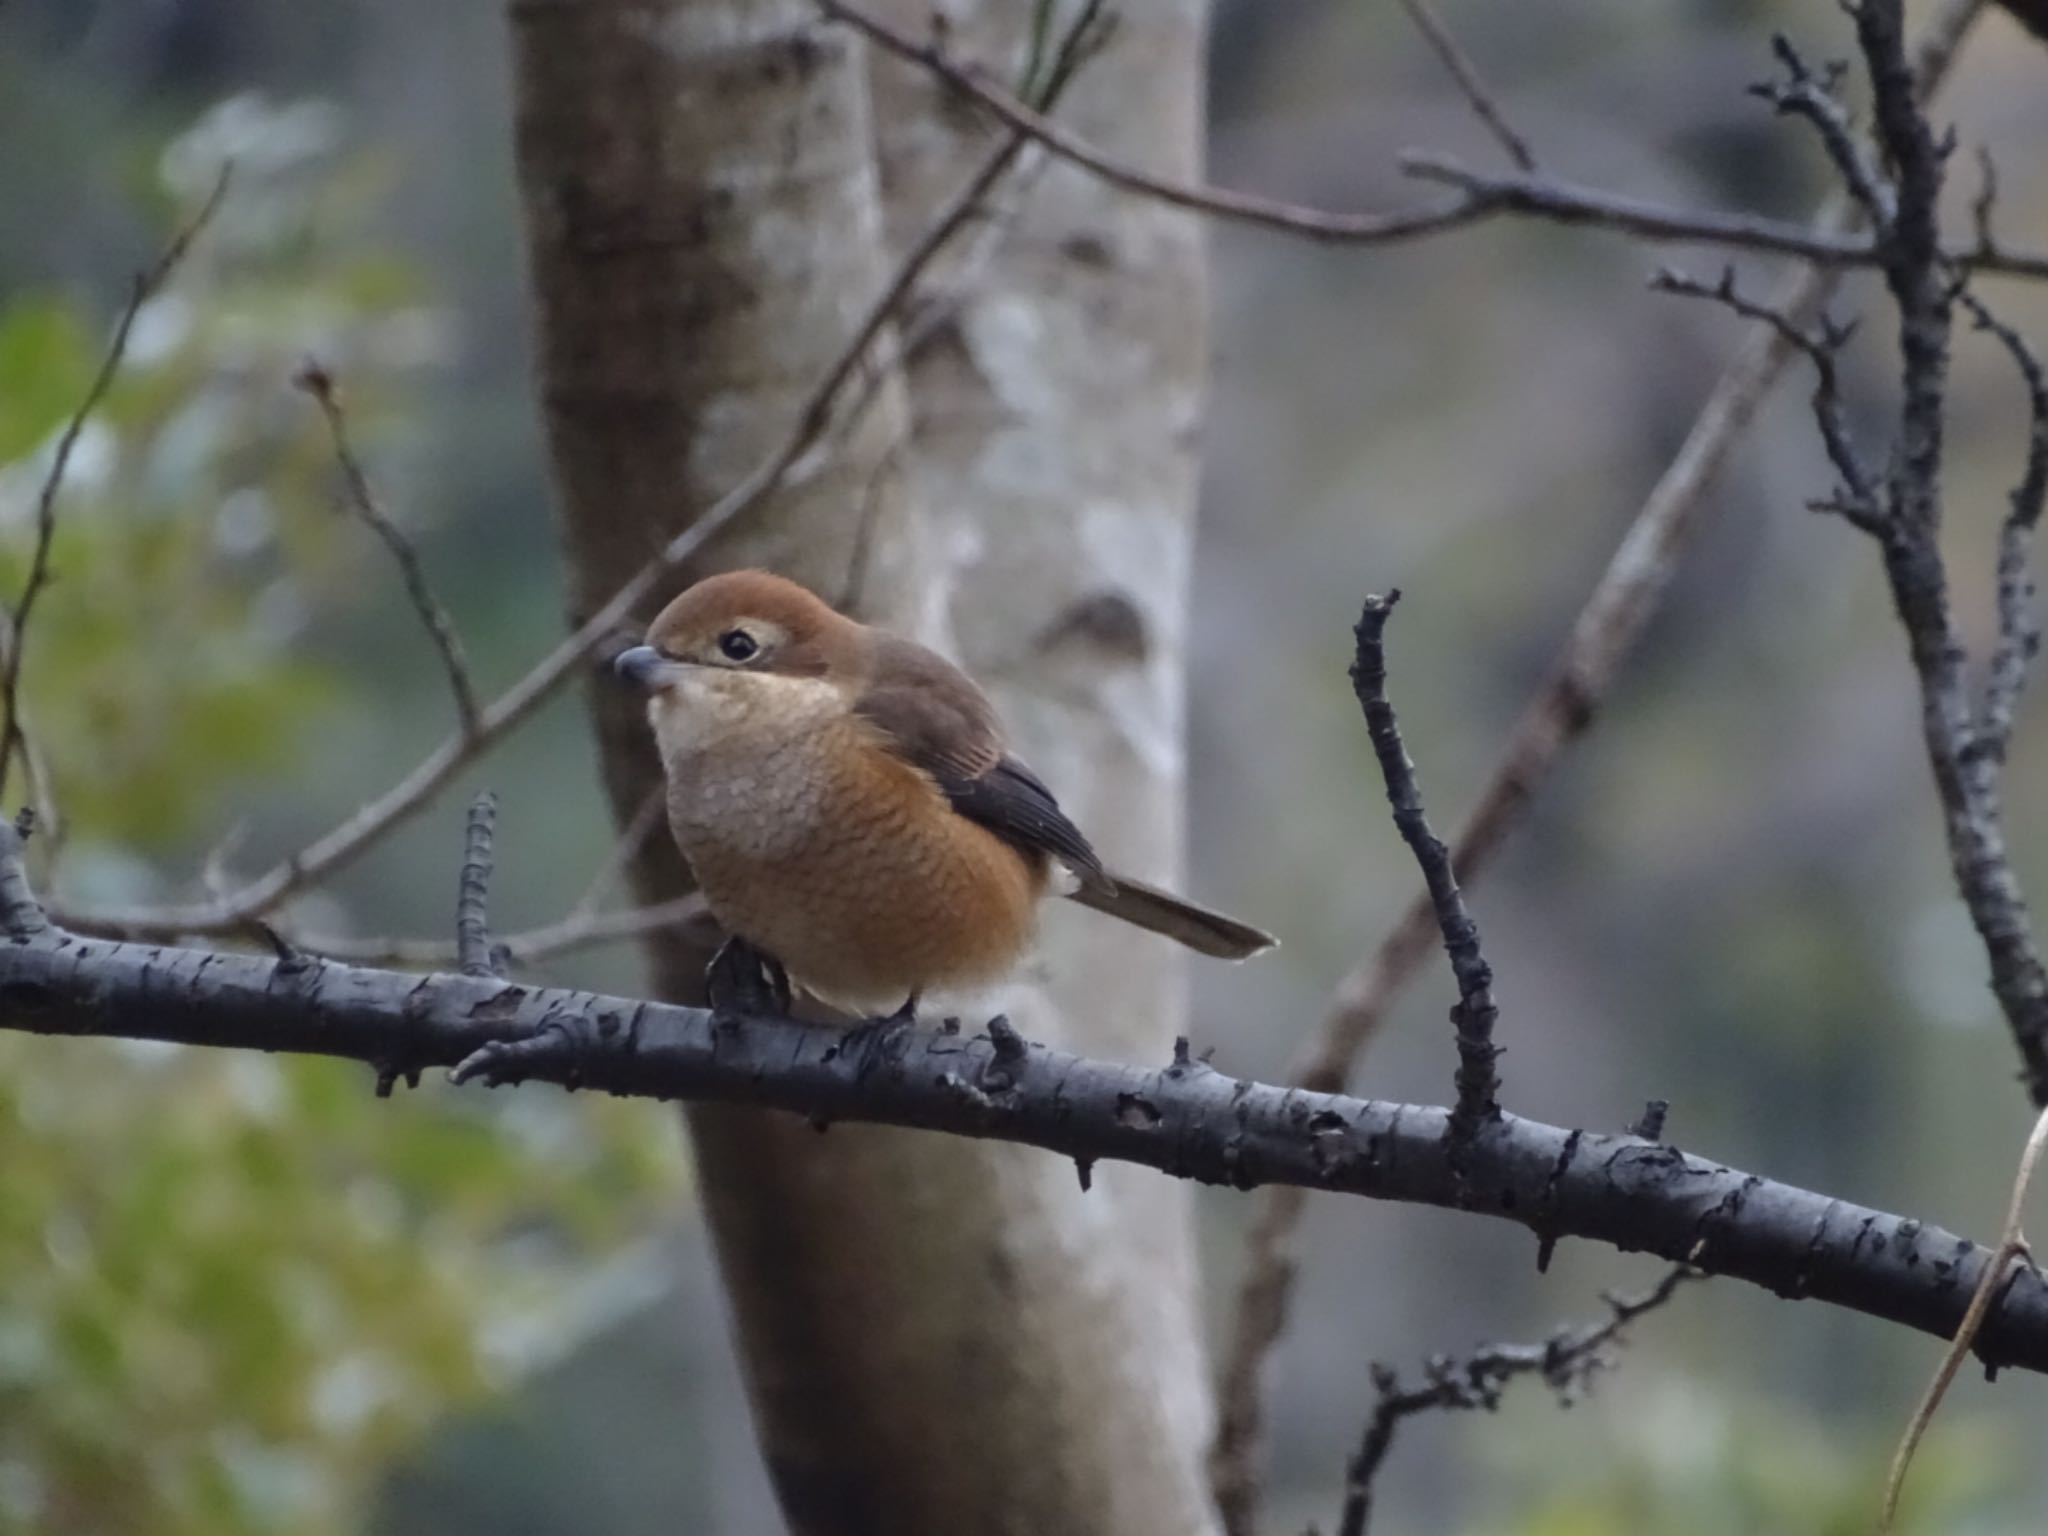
<box><xmin>1065</xmin><ymin>871</ymin><xmax>1277</xmax><ymax>960</ymax></box>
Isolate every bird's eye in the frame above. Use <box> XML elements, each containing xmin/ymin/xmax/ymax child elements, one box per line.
<box><xmin>717</xmin><ymin>628</ymin><xmax>759</xmax><ymax>662</ymax></box>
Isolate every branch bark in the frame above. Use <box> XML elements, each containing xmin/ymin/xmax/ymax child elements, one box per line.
<box><xmin>5</xmin><ymin>845</ymin><xmax>2047</xmax><ymax>1377</ymax></box>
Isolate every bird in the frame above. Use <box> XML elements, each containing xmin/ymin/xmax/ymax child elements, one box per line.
<box><xmin>611</xmin><ymin>570</ymin><xmax>1275</xmax><ymax>1019</ymax></box>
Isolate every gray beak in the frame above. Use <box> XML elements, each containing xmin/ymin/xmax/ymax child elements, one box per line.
<box><xmin>612</xmin><ymin>645</ymin><xmax>669</xmax><ymax>690</ymax></box>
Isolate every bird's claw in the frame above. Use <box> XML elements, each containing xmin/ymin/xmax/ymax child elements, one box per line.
<box><xmin>705</xmin><ymin>936</ymin><xmax>792</xmax><ymax>1020</ymax></box>
<box><xmin>835</xmin><ymin>992</ymin><xmax>920</xmax><ymax>1066</ymax></box>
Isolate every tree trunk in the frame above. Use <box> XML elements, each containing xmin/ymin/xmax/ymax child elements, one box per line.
<box><xmin>507</xmin><ymin>1</ymin><xmax>1216</xmax><ymax>1531</ymax></box>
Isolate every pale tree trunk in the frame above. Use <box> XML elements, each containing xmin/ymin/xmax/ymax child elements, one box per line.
<box><xmin>507</xmin><ymin>1</ymin><xmax>1216</xmax><ymax>1532</ymax></box>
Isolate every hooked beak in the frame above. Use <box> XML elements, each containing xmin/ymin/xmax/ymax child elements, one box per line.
<box><xmin>612</xmin><ymin>645</ymin><xmax>682</xmax><ymax>692</ymax></box>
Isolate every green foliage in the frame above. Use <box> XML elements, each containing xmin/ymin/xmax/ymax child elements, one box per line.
<box><xmin>1468</xmin><ymin>1381</ymin><xmax>2017</xmax><ymax>1536</ymax></box>
<box><xmin>0</xmin><ymin>100</ymin><xmax>684</xmax><ymax>1536</ymax></box>
<box><xmin>0</xmin><ymin>95</ymin><xmax>431</xmax><ymax>851</ymax></box>
<box><xmin>0</xmin><ymin>1038</ymin><xmax>679</xmax><ymax>1536</ymax></box>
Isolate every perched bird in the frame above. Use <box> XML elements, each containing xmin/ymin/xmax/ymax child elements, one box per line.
<box><xmin>612</xmin><ymin>570</ymin><xmax>1275</xmax><ymax>1017</ymax></box>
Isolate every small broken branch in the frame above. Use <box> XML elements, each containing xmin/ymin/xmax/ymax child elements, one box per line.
<box><xmin>1350</xmin><ymin>592</ymin><xmax>1499</xmax><ymax>1139</ymax></box>
<box><xmin>454</xmin><ymin>790</ymin><xmax>503</xmax><ymax>980</ymax></box>
<box><xmin>0</xmin><ymin>167</ymin><xmax>231</xmax><ymax>809</ymax></box>
<box><xmin>1335</xmin><ymin>1266</ymin><xmax>1698</xmax><ymax>1536</ymax></box>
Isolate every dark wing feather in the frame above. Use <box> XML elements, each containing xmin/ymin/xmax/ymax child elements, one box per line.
<box><xmin>944</xmin><ymin>756</ymin><xmax>1107</xmax><ymax>887</ymax></box>
<box><xmin>855</xmin><ymin>635</ymin><xmax>1108</xmax><ymax>887</ymax></box>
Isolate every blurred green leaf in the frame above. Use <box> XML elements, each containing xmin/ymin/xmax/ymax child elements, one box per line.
<box><xmin>0</xmin><ymin>97</ymin><xmax>684</xmax><ymax>1536</ymax></box>
<box><xmin>0</xmin><ymin>297</ymin><xmax>95</xmax><ymax>461</ymax></box>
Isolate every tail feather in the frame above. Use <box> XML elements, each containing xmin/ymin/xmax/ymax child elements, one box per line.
<box><xmin>1065</xmin><ymin>872</ymin><xmax>1276</xmax><ymax>961</ymax></box>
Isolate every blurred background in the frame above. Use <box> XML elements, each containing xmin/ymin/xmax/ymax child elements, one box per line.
<box><xmin>2</xmin><ymin>1</ymin><xmax>2047</xmax><ymax>1531</ymax></box>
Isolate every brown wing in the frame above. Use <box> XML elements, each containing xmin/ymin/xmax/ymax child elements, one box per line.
<box><xmin>855</xmin><ymin>634</ymin><xmax>1108</xmax><ymax>888</ymax></box>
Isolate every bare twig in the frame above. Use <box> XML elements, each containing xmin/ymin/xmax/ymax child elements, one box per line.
<box><xmin>1651</xmin><ymin>266</ymin><xmax>1881</xmax><ymax>529</ymax></box>
<box><xmin>570</xmin><ymin>784</ymin><xmax>668</xmax><ymax>920</ymax></box>
<box><xmin>1397</xmin><ymin>152</ymin><xmax>2044</xmax><ymax>277</ymax></box>
<box><xmin>1351</xmin><ymin>592</ymin><xmax>1499</xmax><ymax>1139</ymax></box>
<box><xmin>1796</xmin><ymin>0</ymin><xmax>2048</xmax><ymax>1103</ymax></box>
<box><xmin>1210</xmin><ymin>3</ymin><xmax>1989</xmax><ymax>1517</ymax></box>
<box><xmin>822</xmin><ymin>0</ymin><xmax>2048</xmax><ymax>280</ymax></box>
<box><xmin>295</xmin><ymin>359</ymin><xmax>481</xmax><ymax>736</ymax></box>
<box><xmin>45</xmin><ymin>10</ymin><xmax>1112</xmax><ymax>947</ymax></box>
<box><xmin>1970</xmin><ymin>146</ymin><xmax>2001</xmax><ymax>261</ymax></box>
<box><xmin>0</xmin><ymin>167</ymin><xmax>231</xmax><ymax>809</ymax></box>
<box><xmin>455</xmin><ymin>790</ymin><xmax>503</xmax><ymax>979</ymax></box>
<box><xmin>1878</xmin><ymin>1104</ymin><xmax>2048</xmax><ymax>1531</ymax></box>
<box><xmin>1335</xmin><ymin>1267</ymin><xmax>1698</xmax><ymax>1536</ymax></box>
<box><xmin>1394</xmin><ymin>0</ymin><xmax>1537</xmax><ymax>172</ymax></box>
<box><xmin>1959</xmin><ymin>291</ymin><xmax>2048</xmax><ymax>764</ymax></box>
<box><xmin>297</xmin><ymin>893</ymin><xmax>709</xmax><ymax>970</ymax></box>
<box><xmin>1750</xmin><ymin>35</ymin><xmax>1895</xmax><ymax>228</ymax></box>
<box><xmin>1210</xmin><ymin>1180</ymin><xmax>1318</xmax><ymax>1535</ymax></box>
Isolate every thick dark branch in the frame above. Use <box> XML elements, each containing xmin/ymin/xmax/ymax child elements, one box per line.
<box><xmin>821</xmin><ymin>0</ymin><xmax>2048</xmax><ymax>280</ymax></box>
<box><xmin>1350</xmin><ymin>593</ymin><xmax>1499</xmax><ymax>1138</ymax></box>
<box><xmin>4</xmin><ymin>837</ymin><xmax>2047</xmax><ymax>1372</ymax></box>
<box><xmin>1335</xmin><ymin>1267</ymin><xmax>1698</xmax><ymax>1536</ymax></box>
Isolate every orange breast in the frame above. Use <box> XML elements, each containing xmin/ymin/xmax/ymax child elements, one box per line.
<box><xmin>672</xmin><ymin>720</ymin><xmax>1049</xmax><ymax>1014</ymax></box>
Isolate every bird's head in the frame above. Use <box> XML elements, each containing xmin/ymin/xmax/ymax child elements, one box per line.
<box><xmin>614</xmin><ymin>571</ymin><xmax>862</xmax><ymax>755</ymax></box>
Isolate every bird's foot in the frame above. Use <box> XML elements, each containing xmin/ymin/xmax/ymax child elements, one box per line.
<box><xmin>705</xmin><ymin>936</ymin><xmax>792</xmax><ymax>1022</ymax></box>
<box><xmin>834</xmin><ymin>992</ymin><xmax>920</xmax><ymax>1066</ymax></box>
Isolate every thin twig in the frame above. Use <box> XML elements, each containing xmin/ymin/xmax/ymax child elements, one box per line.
<box><xmin>571</xmin><ymin>785</ymin><xmax>668</xmax><ymax>920</ymax></box>
<box><xmin>295</xmin><ymin>359</ymin><xmax>481</xmax><ymax>736</ymax></box>
<box><xmin>822</xmin><ymin>0</ymin><xmax>2048</xmax><ymax>279</ymax></box>
<box><xmin>1210</xmin><ymin>3</ymin><xmax>1989</xmax><ymax>1518</ymax></box>
<box><xmin>0</xmin><ymin>166</ymin><xmax>231</xmax><ymax>808</ymax></box>
<box><xmin>1395</xmin><ymin>0</ymin><xmax>1537</xmax><ymax>172</ymax></box>
<box><xmin>1877</xmin><ymin>1104</ymin><xmax>2048</xmax><ymax>1531</ymax></box>
<box><xmin>455</xmin><ymin>790</ymin><xmax>502</xmax><ymax>979</ymax></box>
<box><xmin>1652</xmin><ymin>266</ymin><xmax>1882</xmax><ymax>529</ymax></box>
<box><xmin>1351</xmin><ymin>592</ymin><xmax>1499</xmax><ymax>1139</ymax></box>
<box><xmin>1335</xmin><ymin>1267</ymin><xmax>1698</xmax><ymax>1536</ymax></box>
<box><xmin>1958</xmin><ymin>291</ymin><xmax>2048</xmax><ymax>764</ymax></box>
<box><xmin>1750</xmin><ymin>35</ymin><xmax>1895</xmax><ymax>228</ymax></box>
<box><xmin>1208</xmin><ymin>1178</ymin><xmax>1322</xmax><ymax>1535</ymax></box>
<box><xmin>297</xmin><ymin>893</ymin><xmax>709</xmax><ymax>970</ymax></box>
<box><xmin>45</xmin><ymin>13</ymin><xmax>1111</xmax><ymax>946</ymax></box>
